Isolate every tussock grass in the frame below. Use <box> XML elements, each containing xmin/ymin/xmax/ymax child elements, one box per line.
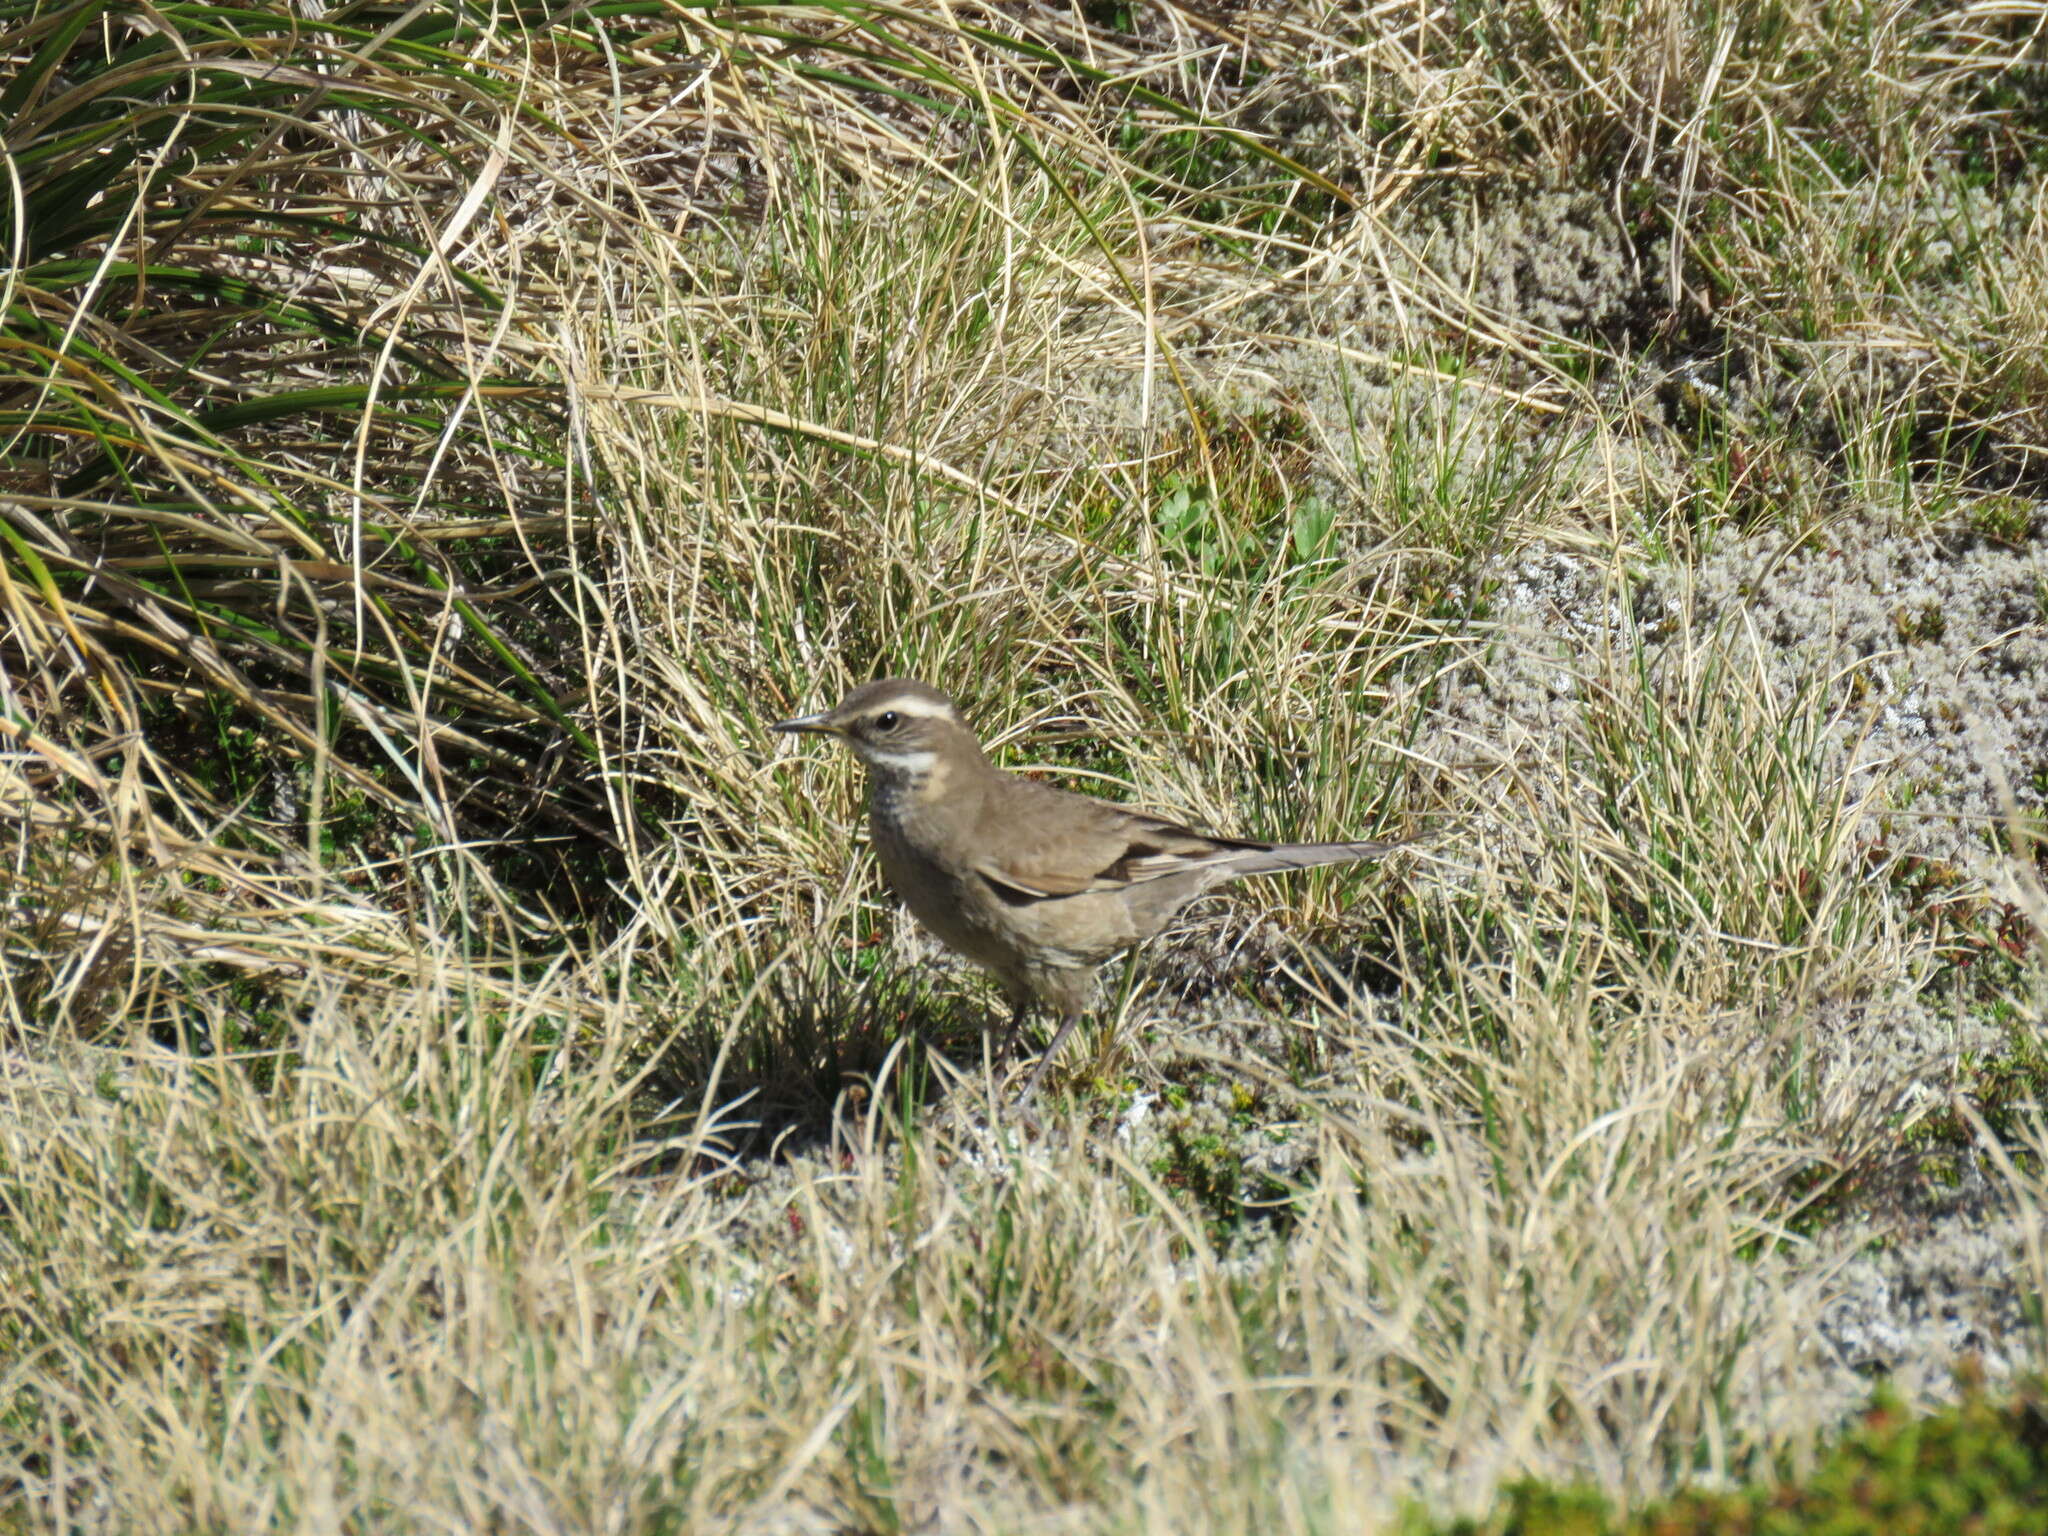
<box><xmin>0</xmin><ymin>924</ymin><xmax>1851</xmax><ymax>1530</ymax></box>
<box><xmin>5</xmin><ymin>0</ymin><xmax>2048</xmax><ymax>1528</ymax></box>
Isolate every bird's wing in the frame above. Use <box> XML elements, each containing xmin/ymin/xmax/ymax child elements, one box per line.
<box><xmin>970</xmin><ymin>785</ymin><xmax>1261</xmax><ymax>902</ymax></box>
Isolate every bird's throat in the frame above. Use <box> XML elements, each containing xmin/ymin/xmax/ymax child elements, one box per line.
<box><xmin>870</xmin><ymin>752</ymin><xmax>945</xmax><ymax>820</ymax></box>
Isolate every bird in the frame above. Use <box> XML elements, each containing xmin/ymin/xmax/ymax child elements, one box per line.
<box><xmin>774</xmin><ymin>678</ymin><xmax>1396</xmax><ymax>1097</ymax></box>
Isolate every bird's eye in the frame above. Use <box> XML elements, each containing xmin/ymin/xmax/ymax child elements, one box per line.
<box><xmin>875</xmin><ymin>711</ymin><xmax>900</xmax><ymax>732</ymax></box>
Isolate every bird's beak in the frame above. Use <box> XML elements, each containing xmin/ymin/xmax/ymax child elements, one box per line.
<box><xmin>772</xmin><ymin>710</ymin><xmax>840</xmax><ymax>736</ymax></box>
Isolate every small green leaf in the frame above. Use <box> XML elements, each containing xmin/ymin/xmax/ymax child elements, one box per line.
<box><xmin>1291</xmin><ymin>495</ymin><xmax>1336</xmax><ymax>563</ymax></box>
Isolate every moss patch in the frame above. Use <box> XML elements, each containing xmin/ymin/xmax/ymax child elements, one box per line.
<box><xmin>1430</xmin><ymin>1379</ymin><xmax>2048</xmax><ymax>1535</ymax></box>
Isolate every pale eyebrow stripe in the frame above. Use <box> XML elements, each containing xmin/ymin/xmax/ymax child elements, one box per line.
<box><xmin>868</xmin><ymin>697</ymin><xmax>955</xmax><ymax>721</ymax></box>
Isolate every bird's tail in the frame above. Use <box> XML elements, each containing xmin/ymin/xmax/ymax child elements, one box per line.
<box><xmin>1217</xmin><ymin>838</ymin><xmax>1401</xmax><ymax>879</ymax></box>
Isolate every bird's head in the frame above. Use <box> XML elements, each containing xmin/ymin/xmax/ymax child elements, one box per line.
<box><xmin>773</xmin><ymin>677</ymin><xmax>980</xmax><ymax>782</ymax></box>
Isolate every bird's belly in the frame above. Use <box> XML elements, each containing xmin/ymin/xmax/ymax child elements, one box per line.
<box><xmin>871</xmin><ymin>819</ymin><xmax>1130</xmax><ymax>977</ymax></box>
<box><xmin>871</xmin><ymin>818</ymin><xmax>1017</xmax><ymax>966</ymax></box>
<box><xmin>992</xmin><ymin>889</ymin><xmax>1140</xmax><ymax>970</ymax></box>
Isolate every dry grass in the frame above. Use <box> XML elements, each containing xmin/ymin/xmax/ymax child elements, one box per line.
<box><xmin>5</xmin><ymin>0</ymin><xmax>2048</xmax><ymax>1529</ymax></box>
<box><xmin>0</xmin><ymin>902</ymin><xmax>1861</xmax><ymax>1531</ymax></box>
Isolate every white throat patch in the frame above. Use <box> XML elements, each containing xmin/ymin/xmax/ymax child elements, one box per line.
<box><xmin>860</xmin><ymin>746</ymin><xmax>939</xmax><ymax>775</ymax></box>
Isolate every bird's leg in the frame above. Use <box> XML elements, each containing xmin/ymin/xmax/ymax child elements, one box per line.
<box><xmin>1019</xmin><ymin>1008</ymin><xmax>1085</xmax><ymax>1098</ymax></box>
<box><xmin>992</xmin><ymin>997</ymin><xmax>1031</xmax><ymax>1063</ymax></box>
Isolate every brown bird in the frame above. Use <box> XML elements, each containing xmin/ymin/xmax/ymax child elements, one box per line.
<box><xmin>775</xmin><ymin>678</ymin><xmax>1395</xmax><ymax>1095</ymax></box>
